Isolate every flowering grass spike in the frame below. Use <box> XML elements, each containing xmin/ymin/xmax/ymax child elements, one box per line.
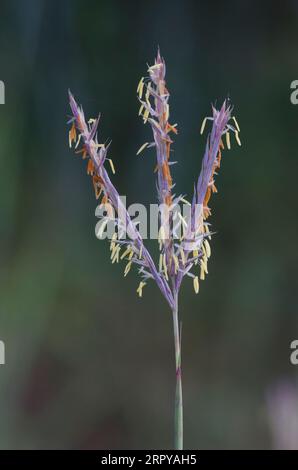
<box><xmin>68</xmin><ymin>49</ymin><xmax>241</xmax><ymax>449</ymax></box>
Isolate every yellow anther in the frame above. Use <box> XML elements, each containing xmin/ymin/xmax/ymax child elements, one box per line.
<box><xmin>136</xmin><ymin>281</ymin><xmax>146</xmax><ymax>297</ymax></box>
<box><xmin>145</xmin><ymin>83</ymin><xmax>151</xmax><ymax>106</ymax></box>
<box><xmin>200</xmin><ymin>263</ymin><xmax>205</xmax><ymax>280</ymax></box>
<box><xmin>179</xmin><ymin>247</ymin><xmax>186</xmax><ymax>265</ymax></box>
<box><xmin>204</xmin><ymin>239</ymin><xmax>211</xmax><ymax>258</ymax></box>
<box><xmin>108</xmin><ymin>159</ymin><xmax>116</xmax><ymax>174</ymax></box>
<box><xmin>120</xmin><ymin>246</ymin><xmax>132</xmax><ymax>260</ymax></box>
<box><xmin>163</xmin><ymin>254</ymin><xmax>169</xmax><ymax>280</ymax></box>
<box><xmin>235</xmin><ymin>130</ymin><xmax>241</xmax><ymax>146</ymax></box>
<box><xmin>158</xmin><ymin>226</ymin><xmax>166</xmax><ymax>244</ymax></box>
<box><xmin>111</xmin><ymin>245</ymin><xmax>121</xmax><ymax>264</ymax></box>
<box><xmin>201</xmin><ymin>257</ymin><xmax>208</xmax><ymax>274</ymax></box>
<box><xmin>159</xmin><ymin>253</ymin><xmax>163</xmax><ymax>271</ymax></box>
<box><xmin>200</xmin><ymin>117</ymin><xmax>207</xmax><ymax>135</ymax></box>
<box><xmin>180</xmin><ymin>197</ymin><xmax>191</xmax><ymax>206</ymax></box>
<box><xmin>193</xmin><ymin>276</ymin><xmax>199</xmax><ymax>294</ymax></box>
<box><xmin>165</xmin><ymin>104</ymin><xmax>169</xmax><ymax>122</ymax></box>
<box><xmin>232</xmin><ymin>116</ymin><xmax>240</xmax><ymax>132</ymax></box>
<box><xmin>124</xmin><ymin>261</ymin><xmax>132</xmax><ymax>277</ymax></box>
<box><xmin>143</xmin><ymin>108</ymin><xmax>150</xmax><ymax>123</ymax></box>
<box><xmin>137</xmin><ymin>77</ymin><xmax>144</xmax><ymax>99</ymax></box>
<box><xmin>136</xmin><ymin>142</ymin><xmax>149</xmax><ymax>156</ymax></box>
<box><xmin>173</xmin><ymin>254</ymin><xmax>179</xmax><ymax>273</ymax></box>
<box><xmin>75</xmin><ymin>133</ymin><xmax>81</xmax><ymax>149</ymax></box>
<box><xmin>226</xmin><ymin>131</ymin><xmax>231</xmax><ymax>150</ymax></box>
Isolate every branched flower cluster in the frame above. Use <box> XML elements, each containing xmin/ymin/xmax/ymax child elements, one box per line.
<box><xmin>68</xmin><ymin>50</ymin><xmax>241</xmax><ymax>309</ymax></box>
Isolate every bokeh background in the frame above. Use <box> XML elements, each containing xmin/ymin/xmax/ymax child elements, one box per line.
<box><xmin>0</xmin><ymin>0</ymin><xmax>298</xmax><ymax>449</ymax></box>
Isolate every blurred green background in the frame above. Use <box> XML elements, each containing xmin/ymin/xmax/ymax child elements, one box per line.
<box><xmin>0</xmin><ymin>0</ymin><xmax>298</xmax><ymax>449</ymax></box>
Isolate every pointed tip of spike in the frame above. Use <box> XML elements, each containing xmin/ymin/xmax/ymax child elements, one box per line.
<box><xmin>68</xmin><ymin>89</ymin><xmax>76</xmax><ymax>104</ymax></box>
<box><xmin>155</xmin><ymin>46</ymin><xmax>164</xmax><ymax>66</ymax></box>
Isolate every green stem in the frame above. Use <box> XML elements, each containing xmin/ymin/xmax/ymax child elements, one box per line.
<box><xmin>172</xmin><ymin>292</ymin><xmax>183</xmax><ymax>450</ymax></box>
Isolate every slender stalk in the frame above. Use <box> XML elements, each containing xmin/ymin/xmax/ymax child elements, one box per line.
<box><xmin>172</xmin><ymin>291</ymin><xmax>183</xmax><ymax>449</ymax></box>
<box><xmin>69</xmin><ymin>53</ymin><xmax>238</xmax><ymax>450</ymax></box>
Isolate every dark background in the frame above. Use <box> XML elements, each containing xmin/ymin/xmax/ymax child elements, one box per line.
<box><xmin>0</xmin><ymin>0</ymin><xmax>298</xmax><ymax>449</ymax></box>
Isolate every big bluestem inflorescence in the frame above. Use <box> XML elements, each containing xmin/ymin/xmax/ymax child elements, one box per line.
<box><xmin>68</xmin><ymin>50</ymin><xmax>240</xmax><ymax>306</ymax></box>
<box><xmin>68</xmin><ymin>49</ymin><xmax>241</xmax><ymax>449</ymax></box>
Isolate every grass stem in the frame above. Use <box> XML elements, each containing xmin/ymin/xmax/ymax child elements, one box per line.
<box><xmin>172</xmin><ymin>292</ymin><xmax>183</xmax><ymax>450</ymax></box>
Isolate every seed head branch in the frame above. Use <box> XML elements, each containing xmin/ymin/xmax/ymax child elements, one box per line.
<box><xmin>68</xmin><ymin>91</ymin><xmax>174</xmax><ymax>309</ymax></box>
